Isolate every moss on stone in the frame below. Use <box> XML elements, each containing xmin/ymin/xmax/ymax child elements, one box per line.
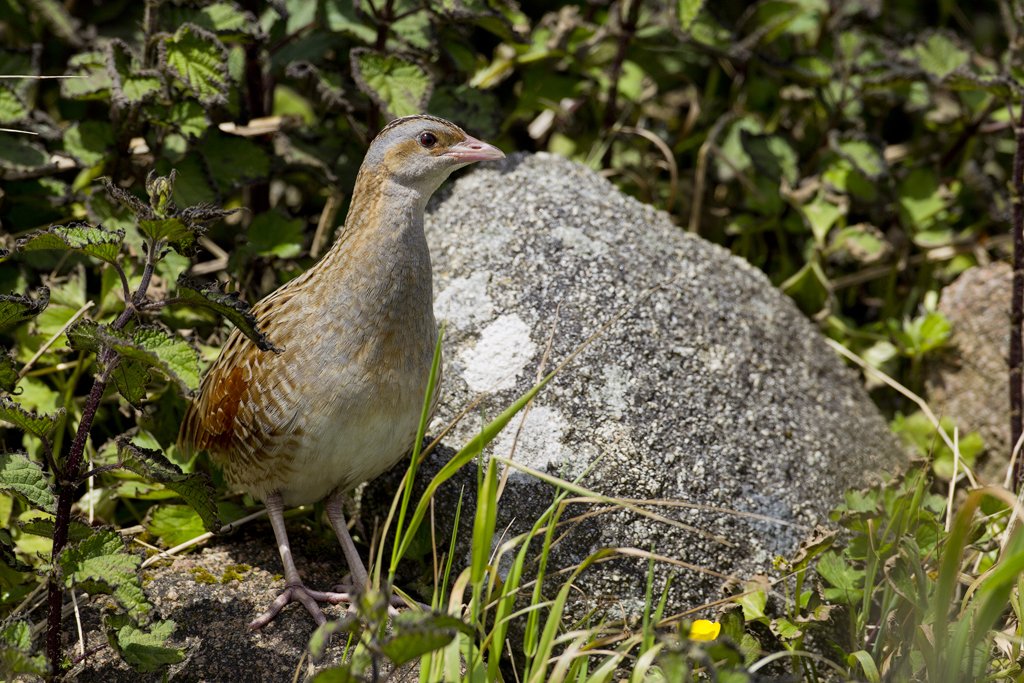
<box><xmin>220</xmin><ymin>563</ymin><xmax>251</xmax><ymax>583</ymax></box>
<box><xmin>190</xmin><ymin>567</ymin><xmax>219</xmax><ymax>584</ymax></box>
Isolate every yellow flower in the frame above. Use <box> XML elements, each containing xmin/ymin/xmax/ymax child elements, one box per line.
<box><xmin>688</xmin><ymin>619</ymin><xmax>721</xmax><ymax>641</ymax></box>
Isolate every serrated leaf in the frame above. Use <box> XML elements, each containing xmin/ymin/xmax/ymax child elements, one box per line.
<box><xmin>110</xmin><ymin>359</ymin><xmax>150</xmax><ymax>407</ymax></box>
<box><xmin>0</xmin><ymin>352</ymin><xmax>18</xmax><ymax>393</ymax></box>
<box><xmin>108</xmin><ymin>326</ymin><xmax>202</xmax><ymax>392</ymax></box>
<box><xmin>138</xmin><ymin>217</ymin><xmax>195</xmax><ymax>252</ymax></box>
<box><xmin>108</xmin><ymin>41</ymin><xmax>162</xmax><ymax>106</ymax></box>
<box><xmin>380</xmin><ymin>612</ymin><xmax>471</xmax><ymax>665</ymax></box>
<box><xmin>61</xmin><ymin>51</ymin><xmax>112</xmax><ymax>100</ymax></box>
<box><xmin>166</xmin><ymin>100</ymin><xmax>208</xmax><ymax>138</ymax></box>
<box><xmin>201</xmin><ymin>132</ymin><xmax>270</xmax><ymax>188</ymax></box>
<box><xmin>0</xmin><ymin>620</ymin><xmax>48</xmax><ymax>679</ymax></box>
<box><xmin>62</xmin><ymin>121</ymin><xmax>114</xmax><ymax>167</ymax></box>
<box><xmin>162</xmin><ymin>24</ymin><xmax>230</xmax><ymax>104</ymax></box>
<box><xmin>119</xmin><ymin>437</ymin><xmax>220</xmax><ymax>531</ymax></box>
<box><xmin>0</xmin><ymin>85</ymin><xmax>28</xmax><ymax>124</ymax></box>
<box><xmin>175</xmin><ymin>275</ymin><xmax>279</xmax><ymax>352</ymax></box>
<box><xmin>59</xmin><ymin>529</ymin><xmax>150</xmax><ymax>619</ymax></box>
<box><xmin>324</xmin><ymin>0</ymin><xmax>376</xmax><ymax>42</ymax></box>
<box><xmin>17</xmin><ymin>517</ymin><xmax>93</xmax><ymax>542</ymax></box>
<box><xmin>145</xmin><ymin>504</ymin><xmax>206</xmax><ymax>547</ymax></box>
<box><xmin>910</xmin><ymin>32</ymin><xmax>969</xmax><ymax>81</ymax></box>
<box><xmin>351</xmin><ymin>48</ymin><xmax>433</xmax><ymax>118</ymax></box>
<box><xmin>0</xmin><ymin>137</ymin><xmax>51</xmax><ymax>176</ymax></box>
<box><xmin>0</xmin><ymin>398</ymin><xmax>64</xmax><ymax>442</ymax></box>
<box><xmin>246</xmin><ymin>209</ymin><xmax>304</xmax><ymax>259</ymax></box>
<box><xmin>0</xmin><ymin>452</ymin><xmax>56</xmax><ymax>513</ymax></box>
<box><xmin>677</xmin><ymin>0</ymin><xmax>705</xmax><ymax>31</ymax></box>
<box><xmin>103</xmin><ymin>615</ymin><xmax>183</xmax><ymax>673</ymax></box>
<box><xmin>16</xmin><ymin>222</ymin><xmax>124</xmax><ymax>264</ymax></box>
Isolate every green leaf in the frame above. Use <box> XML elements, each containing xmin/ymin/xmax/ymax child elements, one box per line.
<box><xmin>61</xmin><ymin>51</ymin><xmax>113</xmax><ymax>100</ymax></box>
<box><xmin>911</xmin><ymin>32</ymin><xmax>969</xmax><ymax>81</ymax></box>
<box><xmin>175</xmin><ymin>275</ymin><xmax>279</xmax><ymax>352</ymax></box>
<box><xmin>379</xmin><ymin>612</ymin><xmax>470</xmax><ymax>666</ymax></box>
<box><xmin>103</xmin><ymin>614</ymin><xmax>184</xmax><ymax>673</ymax></box>
<box><xmin>180</xmin><ymin>1</ymin><xmax>259</xmax><ymax>36</ymax></box>
<box><xmin>0</xmin><ymin>397</ymin><xmax>64</xmax><ymax>442</ymax></box>
<box><xmin>898</xmin><ymin>167</ymin><xmax>946</xmax><ymax>231</ymax></box>
<box><xmin>246</xmin><ymin>210</ymin><xmax>304</xmax><ymax>259</ymax></box>
<box><xmin>677</xmin><ymin>0</ymin><xmax>705</xmax><ymax>32</ymax></box>
<box><xmin>110</xmin><ymin>360</ymin><xmax>151</xmax><ymax>407</ymax></box>
<box><xmin>0</xmin><ymin>85</ymin><xmax>28</xmax><ymax>124</ymax></box>
<box><xmin>740</xmin><ymin>132</ymin><xmax>798</xmax><ymax>184</ymax></box>
<box><xmin>68</xmin><ymin>323</ymin><xmax>201</xmax><ymax>393</ymax></box>
<box><xmin>816</xmin><ymin>551</ymin><xmax>864</xmax><ymax>605</ymax></box>
<box><xmin>59</xmin><ymin>529</ymin><xmax>151</xmax><ymax>619</ymax></box>
<box><xmin>0</xmin><ymin>452</ymin><xmax>56</xmax><ymax>513</ymax></box>
<box><xmin>145</xmin><ymin>504</ymin><xmax>207</xmax><ymax>547</ymax></box>
<box><xmin>324</xmin><ymin>0</ymin><xmax>377</xmax><ymax>42</ymax></box>
<box><xmin>200</xmin><ymin>132</ymin><xmax>271</xmax><ymax>188</ymax></box>
<box><xmin>0</xmin><ymin>288</ymin><xmax>49</xmax><ymax>332</ymax></box>
<box><xmin>800</xmin><ymin>192</ymin><xmax>845</xmax><ymax>245</ymax></box>
<box><xmin>0</xmin><ymin>351</ymin><xmax>18</xmax><ymax>393</ymax></box>
<box><xmin>734</xmin><ymin>582</ymin><xmax>767</xmax><ymax>622</ymax></box>
<box><xmin>0</xmin><ymin>137</ymin><xmax>51</xmax><ymax>176</ymax></box>
<box><xmin>835</xmin><ymin>139</ymin><xmax>885</xmax><ymax>180</ymax></box>
<box><xmin>166</xmin><ymin>100</ymin><xmax>209</xmax><ymax>138</ymax></box>
<box><xmin>162</xmin><ymin>24</ymin><xmax>230</xmax><ymax>104</ymax></box>
<box><xmin>62</xmin><ymin>121</ymin><xmax>114</xmax><ymax>167</ymax></box>
<box><xmin>137</xmin><ymin>217</ymin><xmax>195</xmax><ymax>252</ymax></box>
<box><xmin>351</xmin><ymin>48</ymin><xmax>433</xmax><ymax>118</ymax></box>
<box><xmin>16</xmin><ymin>222</ymin><xmax>124</xmax><ymax>264</ymax></box>
<box><xmin>108</xmin><ymin>40</ymin><xmax>162</xmax><ymax>106</ymax></box>
<box><xmin>0</xmin><ymin>620</ymin><xmax>48</xmax><ymax>679</ymax></box>
<box><xmin>119</xmin><ymin>437</ymin><xmax>220</xmax><ymax>531</ymax></box>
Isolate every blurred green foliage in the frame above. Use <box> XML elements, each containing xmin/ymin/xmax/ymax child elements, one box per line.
<box><xmin>0</xmin><ymin>0</ymin><xmax>1022</xmax><ymax>678</ymax></box>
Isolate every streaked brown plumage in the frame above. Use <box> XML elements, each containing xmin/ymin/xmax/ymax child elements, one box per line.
<box><xmin>178</xmin><ymin>115</ymin><xmax>504</xmax><ymax>629</ymax></box>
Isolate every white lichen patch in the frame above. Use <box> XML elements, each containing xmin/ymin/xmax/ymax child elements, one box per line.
<box><xmin>494</xmin><ymin>405</ymin><xmax>568</xmax><ymax>471</ymax></box>
<box><xmin>602</xmin><ymin>364</ymin><xmax>630</xmax><ymax>418</ymax></box>
<box><xmin>459</xmin><ymin>314</ymin><xmax>537</xmax><ymax>393</ymax></box>
<box><xmin>434</xmin><ymin>272</ymin><xmax>494</xmax><ymax>330</ymax></box>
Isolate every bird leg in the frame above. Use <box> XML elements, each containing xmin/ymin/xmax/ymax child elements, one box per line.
<box><xmin>324</xmin><ymin>491</ymin><xmax>430</xmax><ymax>611</ymax></box>
<box><xmin>324</xmin><ymin>491</ymin><xmax>369</xmax><ymax>590</ymax></box>
<box><xmin>250</xmin><ymin>491</ymin><xmax>350</xmax><ymax>630</ymax></box>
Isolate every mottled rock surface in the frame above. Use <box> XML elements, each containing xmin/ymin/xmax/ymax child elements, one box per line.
<box><xmin>68</xmin><ymin>524</ymin><xmax>419</xmax><ymax>682</ymax></box>
<box><xmin>371</xmin><ymin>152</ymin><xmax>904</xmax><ymax>620</ymax></box>
<box><xmin>926</xmin><ymin>261</ymin><xmax>1012</xmax><ymax>482</ymax></box>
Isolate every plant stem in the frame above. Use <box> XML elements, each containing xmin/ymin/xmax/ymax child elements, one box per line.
<box><xmin>1011</xmin><ymin>102</ymin><xmax>1024</xmax><ymax>491</ymax></box>
<box><xmin>601</xmin><ymin>0</ymin><xmax>642</xmax><ymax>167</ymax></box>
<box><xmin>44</xmin><ymin>358</ymin><xmax>114</xmax><ymax>674</ymax></box>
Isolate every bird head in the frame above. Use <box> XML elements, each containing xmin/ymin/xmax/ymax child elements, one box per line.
<box><xmin>362</xmin><ymin>114</ymin><xmax>505</xmax><ymax>197</ymax></box>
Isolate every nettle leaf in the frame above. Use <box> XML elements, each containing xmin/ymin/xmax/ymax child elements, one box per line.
<box><xmin>0</xmin><ymin>620</ymin><xmax>49</xmax><ymax>679</ymax></box>
<box><xmin>0</xmin><ymin>351</ymin><xmax>18</xmax><ymax>393</ymax></box>
<box><xmin>285</xmin><ymin>61</ymin><xmax>350</xmax><ymax>112</ymax></box>
<box><xmin>137</xmin><ymin>217</ymin><xmax>195</xmax><ymax>252</ymax></box>
<box><xmin>324</xmin><ymin>0</ymin><xmax>377</xmax><ymax>42</ymax></box>
<box><xmin>108</xmin><ymin>40</ymin><xmax>162</xmax><ymax>106</ymax></box>
<box><xmin>380</xmin><ymin>612</ymin><xmax>471</xmax><ymax>666</ymax></box>
<box><xmin>106</xmin><ymin>326</ymin><xmax>202</xmax><ymax>393</ymax></box>
<box><xmin>166</xmin><ymin>100</ymin><xmax>209</xmax><ymax>138</ymax></box>
<box><xmin>0</xmin><ymin>452</ymin><xmax>56</xmax><ymax>513</ymax></box>
<box><xmin>59</xmin><ymin>529</ymin><xmax>151</xmax><ymax>620</ymax></box>
<box><xmin>175</xmin><ymin>275</ymin><xmax>280</xmax><ymax>352</ymax></box>
<box><xmin>161</xmin><ymin>24</ymin><xmax>230</xmax><ymax>105</ymax></box>
<box><xmin>0</xmin><ymin>137</ymin><xmax>52</xmax><ymax>177</ymax></box>
<box><xmin>677</xmin><ymin>0</ymin><xmax>705</xmax><ymax>32</ymax></box>
<box><xmin>103</xmin><ymin>614</ymin><xmax>184</xmax><ymax>673</ymax></box>
<box><xmin>247</xmin><ymin>209</ymin><xmax>304</xmax><ymax>259</ymax></box>
<box><xmin>0</xmin><ymin>84</ymin><xmax>28</xmax><ymax>125</ymax></box>
<box><xmin>16</xmin><ymin>222</ymin><xmax>125</xmax><ymax>264</ymax></box>
<box><xmin>62</xmin><ymin>50</ymin><xmax>113</xmax><ymax>100</ymax></box>
<box><xmin>909</xmin><ymin>31</ymin><xmax>969</xmax><ymax>81</ymax></box>
<box><xmin>201</xmin><ymin>132</ymin><xmax>271</xmax><ymax>188</ymax></box>
<box><xmin>740</xmin><ymin>131</ymin><xmax>798</xmax><ymax>185</ymax></box>
<box><xmin>110</xmin><ymin>360</ymin><xmax>150</xmax><ymax>407</ymax></box>
<box><xmin>118</xmin><ymin>437</ymin><xmax>220</xmax><ymax>531</ymax></box>
<box><xmin>62</xmin><ymin>121</ymin><xmax>114</xmax><ymax>167</ymax></box>
<box><xmin>0</xmin><ymin>397</ymin><xmax>65</xmax><ymax>442</ymax></box>
<box><xmin>351</xmin><ymin>48</ymin><xmax>433</xmax><ymax>118</ymax></box>
<box><xmin>18</xmin><ymin>517</ymin><xmax>93</xmax><ymax>542</ymax></box>
<box><xmin>0</xmin><ymin>288</ymin><xmax>49</xmax><ymax>331</ymax></box>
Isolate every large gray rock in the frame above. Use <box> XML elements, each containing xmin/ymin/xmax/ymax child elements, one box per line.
<box><xmin>369</xmin><ymin>152</ymin><xmax>904</xmax><ymax>619</ymax></box>
<box><xmin>926</xmin><ymin>261</ymin><xmax>1012</xmax><ymax>482</ymax></box>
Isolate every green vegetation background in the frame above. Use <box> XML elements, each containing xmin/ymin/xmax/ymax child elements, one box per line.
<box><xmin>1</xmin><ymin>0</ymin><xmax>1022</xmax><ymax>680</ymax></box>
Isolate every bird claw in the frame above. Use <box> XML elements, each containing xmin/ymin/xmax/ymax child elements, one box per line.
<box><xmin>250</xmin><ymin>583</ymin><xmax>351</xmax><ymax>630</ymax></box>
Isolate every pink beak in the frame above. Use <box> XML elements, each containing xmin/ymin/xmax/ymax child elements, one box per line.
<box><xmin>445</xmin><ymin>135</ymin><xmax>505</xmax><ymax>163</ymax></box>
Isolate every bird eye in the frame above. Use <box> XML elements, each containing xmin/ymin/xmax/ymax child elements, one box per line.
<box><xmin>418</xmin><ymin>131</ymin><xmax>438</xmax><ymax>148</ymax></box>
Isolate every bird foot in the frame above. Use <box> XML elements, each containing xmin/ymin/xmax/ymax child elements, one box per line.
<box><xmin>250</xmin><ymin>582</ymin><xmax>351</xmax><ymax>630</ymax></box>
<box><xmin>330</xmin><ymin>583</ymin><xmax>430</xmax><ymax>611</ymax></box>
